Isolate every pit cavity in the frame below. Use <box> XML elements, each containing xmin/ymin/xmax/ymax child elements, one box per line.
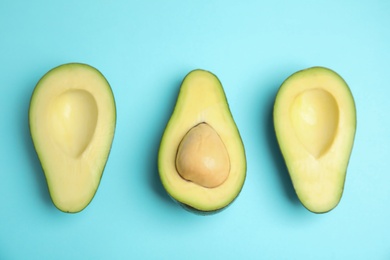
<box><xmin>176</xmin><ymin>123</ymin><xmax>230</xmax><ymax>188</ymax></box>
<box><xmin>290</xmin><ymin>88</ymin><xmax>339</xmax><ymax>158</ymax></box>
<box><xmin>49</xmin><ymin>89</ymin><xmax>98</xmax><ymax>158</ymax></box>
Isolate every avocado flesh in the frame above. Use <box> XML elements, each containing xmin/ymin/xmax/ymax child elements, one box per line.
<box><xmin>274</xmin><ymin>67</ymin><xmax>356</xmax><ymax>213</ymax></box>
<box><xmin>158</xmin><ymin>70</ymin><xmax>246</xmax><ymax>213</ymax></box>
<box><xmin>29</xmin><ymin>63</ymin><xmax>116</xmax><ymax>213</ymax></box>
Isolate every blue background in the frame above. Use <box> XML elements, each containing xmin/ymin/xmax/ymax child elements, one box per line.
<box><xmin>1</xmin><ymin>0</ymin><xmax>389</xmax><ymax>259</ymax></box>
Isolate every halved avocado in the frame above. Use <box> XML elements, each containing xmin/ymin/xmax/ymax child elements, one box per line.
<box><xmin>158</xmin><ymin>69</ymin><xmax>246</xmax><ymax>214</ymax></box>
<box><xmin>29</xmin><ymin>63</ymin><xmax>116</xmax><ymax>213</ymax></box>
<box><xmin>274</xmin><ymin>66</ymin><xmax>356</xmax><ymax>213</ymax></box>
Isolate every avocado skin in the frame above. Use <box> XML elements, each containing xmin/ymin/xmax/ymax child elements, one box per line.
<box><xmin>179</xmin><ymin>203</ymin><xmax>227</xmax><ymax>216</ymax></box>
<box><xmin>28</xmin><ymin>63</ymin><xmax>117</xmax><ymax>213</ymax></box>
<box><xmin>168</xmin><ymin>180</ymin><xmax>245</xmax><ymax>215</ymax></box>
<box><xmin>177</xmin><ymin>197</ymin><xmax>237</xmax><ymax>216</ymax></box>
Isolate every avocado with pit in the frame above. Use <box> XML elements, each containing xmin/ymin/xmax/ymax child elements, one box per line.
<box><xmin>29</xmin><ymin>63</ymin><xmax>116</xmax><ymax>213</ymax></box>
<box><xmin>273</xmin><ymin>66</ymin><xmax>356</xmax><ymax>213</ymax></box>
<box><xmin>158</xmin><ymin>69</ymin><xmax>246</xmax><ymax>214</ymax></box>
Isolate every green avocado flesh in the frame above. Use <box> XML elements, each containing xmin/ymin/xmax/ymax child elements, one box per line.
<box><xmin>274</xmin><ymin>67</ymin><xmax>356</xmax><ymax>213</ymax></box>
<box><xmin>158</xmin><ymin>69</ymin><xmax>246</xmax><ymax>213</ymax></box>
<box><xmin>29</xmin><ymin>63</ymin><xmax>116</xmax><ymax>213</ymax></box>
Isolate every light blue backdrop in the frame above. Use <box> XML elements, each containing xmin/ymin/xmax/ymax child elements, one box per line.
<box><xmin>0</xmin><ymin>0</ymin><xmax>389</xmax><ymax>259</ymax></box>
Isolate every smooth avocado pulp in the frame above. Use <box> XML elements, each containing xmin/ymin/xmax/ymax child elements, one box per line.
<box><xmin>158</xmin><ymin>69</ymin><xmax>246</xmax><ymax>213</ymax></box>
<box><xmin>274</xmin><ymin>66</ymin><xmax>356</xmax><ymax>213</ymax></box>
<box><xmin>49</xmin><ymin>89</ymin><xmax>98</xmax><ymax>158</ymax></box>
<box><xmin>29</xmin><ymin>63</ymin><xmax>116</xmax><ymax>213</ymax></box>
<box><xmin>290</xmin><ymin>88</ymin><xmax>339</xmax><ymax>159</ymax></box>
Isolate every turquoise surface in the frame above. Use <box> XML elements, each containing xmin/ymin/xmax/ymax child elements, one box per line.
<box><xmin>0</xmin><ymin>0</ymin><xmax>389</xmax><ymax>259</ymax></box>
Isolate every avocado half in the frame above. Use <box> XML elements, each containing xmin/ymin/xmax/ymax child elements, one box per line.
<box><xmin>273</xmin><ymin>66</ymin><xmax>356</xmax><ymax>213</ymax></box>
<box><xmin>29</xmin><ymin>63</ymin><xmax>116</xmax><ymax>213</ymax></box>
<box><xmin>158</xmin><ymin>69</ymin><xmax>246</xmax><ymax>214</ymax></box>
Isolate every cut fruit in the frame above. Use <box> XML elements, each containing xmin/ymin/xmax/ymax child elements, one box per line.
<box><xmin>29</xmin><ymin>63</ymin><xmax>116</xmax><ymax>213</ymax></box>
<box><xmin>158</xmin><ymin>69</ymin><xmax>246</xmax><ymax>214</ymax></box>
<box><xmin>274</xmin><ymin>66</ymin><xmax>356</xmax><ymax>213</ymax></box>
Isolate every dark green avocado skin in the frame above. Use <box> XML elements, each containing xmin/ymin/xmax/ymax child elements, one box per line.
<box><xmin>167</xmin><ymin>185</ymin><xmax>244</xmax><ymax>215</ymax></box>
<box><xmin>178</xmin><ymin>202</ymin><xmax>228</xmax><ymax>216</ymax></box>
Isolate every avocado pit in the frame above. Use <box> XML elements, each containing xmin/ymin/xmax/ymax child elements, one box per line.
<box><xmin>175</xmin><ymin>123</ymin><xmax>230</xmax><ymax>188</ymax></box>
